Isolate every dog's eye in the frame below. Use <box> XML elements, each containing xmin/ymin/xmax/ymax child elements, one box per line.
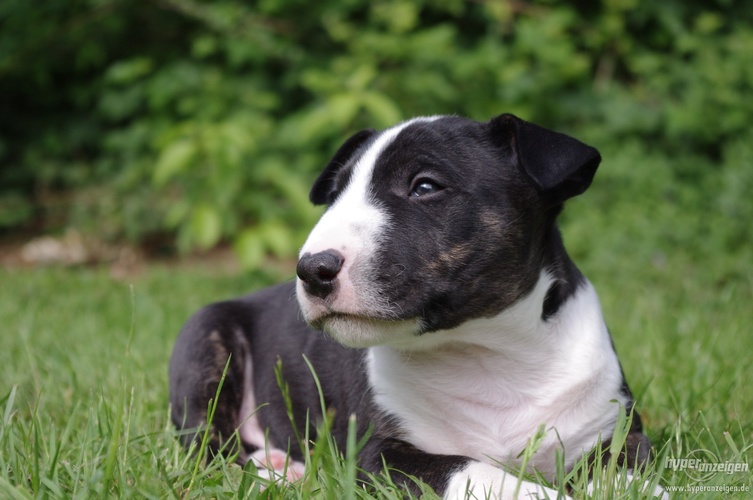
<box><xmin>410</xmin><ymin>179</ymin><xmax>442</xmax><ymax>198</ymax></box>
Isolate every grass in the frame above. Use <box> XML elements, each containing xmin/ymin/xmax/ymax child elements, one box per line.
<box><xmin>2</xmin><ymin>169</ymin><xmax>752</xmax><ymax>498</ymax></box>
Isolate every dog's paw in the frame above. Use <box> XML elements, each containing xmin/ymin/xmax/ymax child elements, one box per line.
<box><xmin>444</xmin><ymin>461</ymin><xmax>570</xmax><ymax>500</ymax></box>
<box><xmin>248</xmin><ymin>448</ymin><xmax>305</xmax><ymax>484</ymax></box>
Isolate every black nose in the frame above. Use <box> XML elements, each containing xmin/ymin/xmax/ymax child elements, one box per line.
<box><xmin>296</xmin><ymin>250</ymin><xmax>344</xmax><ymax>299</ymax></box>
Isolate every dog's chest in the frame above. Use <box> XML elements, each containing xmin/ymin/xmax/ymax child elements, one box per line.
<box><xmin>366</xmin><ymin>335</ymin><xmax>622</xmax><ymax>476</ymax></box>
<box><xmin>367</xmin><ymin>346</ymin><xmax>551</xmax><ymax>461</ymax></box>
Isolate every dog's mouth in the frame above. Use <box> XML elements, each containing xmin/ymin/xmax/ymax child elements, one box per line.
<box><xmin>310</xmin><ymin>311</ymin><xmax>396</xmax><ymax>332</ymax></box>
<box><xmin>309</xmin><ymin>312</ymin><xmax>422</xmax><ymax>348</ymax></box>
<box><xmin>310</xmin><ymin>311</ymin><xmax>366</xmax><ymax>329</ymax></box>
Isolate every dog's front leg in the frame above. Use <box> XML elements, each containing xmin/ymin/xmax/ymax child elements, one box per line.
<box><xmin>366</xmin><ymin>439</ymin><xmax>570</xmax><ymax>500</ymax></box>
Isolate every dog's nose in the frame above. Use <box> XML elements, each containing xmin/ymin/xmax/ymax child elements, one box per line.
<box><xmin>296</xmin><ymin>250</ymin><xmax>344</xmax><ymax>299</ymax></box>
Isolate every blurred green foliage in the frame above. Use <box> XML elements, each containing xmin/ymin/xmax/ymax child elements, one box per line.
<box><xmin>1</xmin><ymin>0</ymin><xmax>751</xmax><ymax>268</ymax></box>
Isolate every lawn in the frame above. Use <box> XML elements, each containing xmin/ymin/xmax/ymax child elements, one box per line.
<box><xmin>2</xmin><ymin>166</ymin><xmax>752</xmax><ymax>498</ymax></box>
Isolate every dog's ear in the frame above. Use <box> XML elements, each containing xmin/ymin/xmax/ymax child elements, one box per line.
<box><xmin>491</xmin><ymin>114</ymin><xmax>601</xmax><ymax>205</ymax></box>
<box><xmin>309</xmin><ymin>129</ymin><xmax>377</xmax><ymax>205</ymax></box>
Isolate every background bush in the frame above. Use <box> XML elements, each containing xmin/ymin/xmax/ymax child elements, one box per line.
<box><xmin>1</xmin><ymin>0</ymin><xmax>751</xmax><ymax>269</ymax></box>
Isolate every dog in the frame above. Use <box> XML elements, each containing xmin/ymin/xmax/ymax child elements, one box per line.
<box><xmin>169</xmin><ymin>113</ymin><xmax>662</xmax><ymax>498</ymax></box>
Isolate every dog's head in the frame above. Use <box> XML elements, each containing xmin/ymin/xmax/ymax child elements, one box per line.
<box><xmin>295</xmin><ymin>114</ymin><xmax>600</xmax><ymax>348</ymax></box>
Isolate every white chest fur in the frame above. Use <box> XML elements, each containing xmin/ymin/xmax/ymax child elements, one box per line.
<box><xmin>366</xmin><ymin>273</ymin><xmax>628</xmax><ymax>478</ymax></box>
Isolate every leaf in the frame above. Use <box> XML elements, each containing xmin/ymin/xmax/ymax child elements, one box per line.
<box><xmin>153</xmin><ymin>139</ymin><xmax>197</xmax><ymax>185</ymax></box>
<box><xmin>164</xmin><ymin>199</ymin><xmax>190</xmax><ymax>229</ymax></box>
<box><xmin>233</xmin><ymin>228</ymin><xmax>265</xmax><ymax>269</ymax></box>
<box><xmin>326</xmin><ymin>94</ymin><xmax>360</xmax><ymax>128</ymax></box>
<box><xmin>105</xmin><ymin>57</ymin><xmax>154</xmax><ymax>85</ymax></box>
<box><xmin>294</xmin><ymin>106</ymin><xmax>337</xmax><ymax>143</ymax></box>
<box><xmin>259</xmin><ymin>223</ymin><xmax>292</xmax><ymax>257</ymax></box>
<box><xmin>361</xmin><ymin>91</ymin><xmax>402</xmax><ymax>128</ymax></box>
<box><xmin>189</xmin><ymin>204</ymin><xmax>222</xmax><ymax>250</ymax></box>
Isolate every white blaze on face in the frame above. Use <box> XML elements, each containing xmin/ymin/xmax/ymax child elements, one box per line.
<box><xmin>296</xmin><ymin>117</ymin><xmax>439</xmax><ymax>347</ymax></box>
